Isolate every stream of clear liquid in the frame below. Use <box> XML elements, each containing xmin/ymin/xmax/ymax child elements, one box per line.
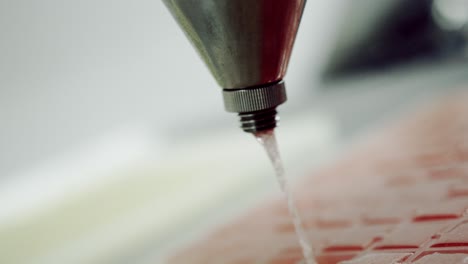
<box><xmin>255</xmin><ymin>129</ymin><xmax>316</xmax><ymax>264</ymax></box>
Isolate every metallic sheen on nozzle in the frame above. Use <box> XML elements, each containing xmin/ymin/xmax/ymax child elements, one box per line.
<box><xmin>163</xmin><ymin>0</ymin><xmax>306</xmax><ymax>132</ymax></box>
<box><xmin>222</xmin><ymin>82</ymin><xmax>287</xmax><ymax>113</ymax></box>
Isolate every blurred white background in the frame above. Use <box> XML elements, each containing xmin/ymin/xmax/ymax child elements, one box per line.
<box><xmin>0</xmin><ymin>0</ymin><xmax>340</xmax><ymax>178</ymax></box>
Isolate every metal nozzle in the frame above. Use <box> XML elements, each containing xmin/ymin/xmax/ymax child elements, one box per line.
<box><xmin>223</xmin><ymin>81</ymin><xmax>286</xmax><ymax>132</ymax></box>
<box><xmin>163</xmin><ymin>0</ymin><xmax>306</xmax><ymax>132</ymax></box>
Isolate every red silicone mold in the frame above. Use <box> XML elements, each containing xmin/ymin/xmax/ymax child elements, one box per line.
<box><xmin>168</xmin><ymin>93</ymin><xmax>468</xmax><ymax>264</ymax></box>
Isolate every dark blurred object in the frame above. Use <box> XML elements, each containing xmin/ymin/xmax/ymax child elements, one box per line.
<box><xmin>323</xmin><ymin>0</ymin><xmax>468</xmax><ymax>79</ymax></box>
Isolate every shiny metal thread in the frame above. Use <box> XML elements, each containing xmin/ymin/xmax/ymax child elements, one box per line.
<box><xmin>222</xmin><ymin>81</ymin><xmax>287</xmax><ymax>113</ymax></box>
<box><xmin>238</xmin><ymin>108</ymin><xmax>279</xmax><ymax>133</ymax></box>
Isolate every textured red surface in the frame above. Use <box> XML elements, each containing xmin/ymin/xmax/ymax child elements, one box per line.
<box><xmin>168</xmin><ymin>92</ymin><xmax>468</xmax><ymax>264</ymax></box>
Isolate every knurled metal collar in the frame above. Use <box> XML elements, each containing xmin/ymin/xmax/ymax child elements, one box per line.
<box><xmin>222</xmin><ymin>81</ymin><xmax>287</xmax><ymax>113</ymax></box>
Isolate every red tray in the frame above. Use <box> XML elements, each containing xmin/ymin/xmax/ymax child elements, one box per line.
<box><xmin>168</xmin><ymin>92</ymin><xmax>468</xmax><ymax>264</ymax></box>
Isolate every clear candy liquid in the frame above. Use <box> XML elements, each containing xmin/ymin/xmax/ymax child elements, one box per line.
<box><xmin>255</xmin><ymin>130</ymin><xmax>316</xmax><ymax>264</ymax></box>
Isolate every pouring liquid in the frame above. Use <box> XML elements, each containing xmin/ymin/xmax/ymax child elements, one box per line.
<box><xmin>255</xmin><ymin>130</ymin><xmax>316</xmax><ymax>264</ymax></box>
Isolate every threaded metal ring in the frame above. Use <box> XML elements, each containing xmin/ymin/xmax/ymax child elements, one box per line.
<box><xmin>238</xmin><ymin>108</ymin><xmax>278</xmax><ymax>133</ymax></box>
<box><xmin>222</xmin><ymin>81</ymin><xmax>287</xmax><ymax>113</ymax></box>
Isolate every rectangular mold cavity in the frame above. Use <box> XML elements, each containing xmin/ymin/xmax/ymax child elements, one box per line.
<box><xmin>362</xmin><ymin>217</ymin><xmax>401</xmax><ymax>225</ymax></box>
<box><xmin>374</xmin><ymin>245</ymin><xmax>419</xmax><ymax>250</ymax></box>
<box><xmin>276</xmin><ymin>222</ymin><xmax>296</xmax><ymax>233</ymax></box>
<box><xmin>323</xmin><ymin>245</ymin><xmax>364</xmax><ymax>252</ymax></box>
<box><xmin>427</xmin><ymin>167</ymin><xmax>466</xmax><ymax>180</ymax></box>
<box><xmin>412</xmin><ymin>214</ymin><xmax>460</xmax><ymax>222</ymax></box>
<box><xmin>431</xmin><ymin>242</ymin><xmax>468</xmax><ymax>248</ymax></box>
<box><xmin>315</xmin><ymin>219</ymin><xmax>353</xmax><ymax>229</ymax></box>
